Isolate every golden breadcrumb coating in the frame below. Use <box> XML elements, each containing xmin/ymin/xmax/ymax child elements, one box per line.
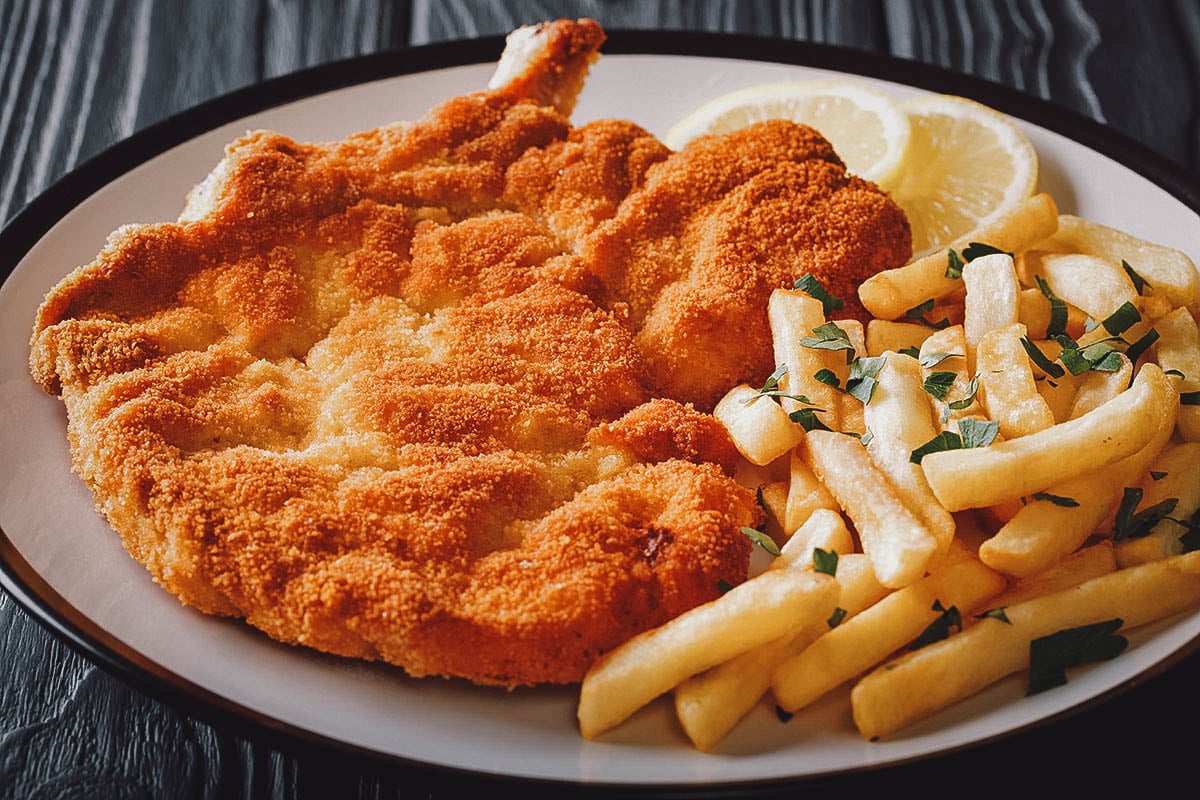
<box><xmin>29</xmin><ymin>18</ymin><xmax>909</xmax><ymax>687</ymax></box>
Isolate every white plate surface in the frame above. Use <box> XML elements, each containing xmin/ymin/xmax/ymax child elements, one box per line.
<box><xmin>1</xmin><ymin>48</ymin><xmax>1198</xmax><ymax>788</ymax></box>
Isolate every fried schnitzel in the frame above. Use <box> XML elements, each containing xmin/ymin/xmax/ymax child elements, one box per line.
<box><xmin>29</xmin><ymin>19</ymin><xmax>910</xmax><ymax>687</ymax></box>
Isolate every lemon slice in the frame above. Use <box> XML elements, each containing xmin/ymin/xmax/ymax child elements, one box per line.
<box><xmin>891</xmin><ymin>94</ymin><xmax>1039</xmax><ymax>256</ymax></box>
<box><xmin>663</xmin><ymin>80</ymin><xmax>912</xmax><ymax>190</ymax></box>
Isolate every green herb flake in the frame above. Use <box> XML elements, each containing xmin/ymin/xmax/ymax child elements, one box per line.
<box><xmin>899</xmin><ymin>345</ymin><xmax>922</xmax><ymax>359</ymax></box>
<box><xmin>910</xmin><ymin>431</ymin><xmax>965</xmax><ymax>464</ymax></box>
<box><xmin>1150</xmin><ymin>471</ymin><xmax>1168</xmax><ymax>481</ymax></box>
<box><xmin>1181</xmin><ymin>391</ymin><xmax>1200</xmax><ymax>406</ymax></box>
<box><xmin>959</xmin><ymin>418</ymin><xmax>1000</xmax><ymax>449</ymax></box>
<box><xmin>1112</xmin><ymin>488</ymin><xmax>1179</xmax><ymax>542</ymax></box>
<box><xmin>922</xmin><ymin>371</ymin><xmax>958</xmax><ymax>401</ymax></box>
<box><xmin>1027</xmin><ymin>619</ymin><xmax>1127</xmax><ymax>695</ymax></box>
<box><xmin>1101</xmin><ymin>301</ymin><xmax>1141</xmax><ymax>336</ymax></box>
<box><xmin>962</xmin><ymin>242</ymin><xmax>1013</xmax><ymax>261</ymax></box>
<box><xmin>846</xmin><ymin>356</ymin><xmax>887</xmax><ymax>404</ymax></box>
<box><xmin>919</xmin><ymin>351</ymin><xmax>963</xmax><ymax>369</ymax></box>
<box><xmin>976</xmin><ymin>607</ymin><xmax>1012</xmax><ymax>624</ymax></box>
<box><xmin>1032</xmin><ymin>492</ymin><xmax>1081</xmax><ymax>507</ymax></box>
<box><xmin>795</xmin><ymin>273</ymin><xmax>846</xmax><ymax>316</ymax></box>
<box><xmin>1124</xmin><ymin>327</ymin><xmax>1160</xmax><ymax>365</ymax></box>
<box><xmin>945</xmin><ymin>249</ymin><xmax>965</xmax><ymax>279</ymax></box>
<box><xmin>740</xmin><ymin>526</ymin><xmax>781</xmax><ymax>557</ymax></box>
<box><xmin>747</xmin><ymin>364</ymin><xmax>788</xmax><ymax>399</ymax></box>
<box><xmin>813</xmin><ymin>368</ymin><xmax>841</xmax><ymax>389</ymax></box>
<box><xmin>947</xmin><ymin>375</ymin><xmax>981</xmax><ymax>411</ymax></box>
<box><xmin>904</xmin><ymin>299</ymin><xmax>952</xmax><ymax>330</ymax></box>
<box><xmin>1020</xmin><ymin>336</ymin><xmax>1065</xmax><ymax>379</ymax></box>
<box><xmin>1034</xmin><ymin>275</ymin><xmax>1069</xmax><ymax>338</ymax></box>
<box><xmin>775</xmin><ymin>705</ymin><xmax>795</xmax><ymax>723</ymax></box>
<box><xmin>813</xmin><ymin>548</ymin><xmax>839</xmax><ymax>576</ymax></box>
<box><xmin>717</xmin><ymin>579</ymin><xmax>735</xmax><ymax>595</ymax></box>
<box><xmin>800</xmin><ymin>323</ymin><xmax>856</xmax><ymax>353</ymax></box>
<box><xmin>789</xmin><ymin>407</ymin><xmax>833</xmax><ymax>431</ymax></box>
<box><xmin>1122</xmin><ymin>260</ymin><xmax>1152</xmax><ymax>295</ymax></box>
<box><xmin>827</xmin><ymin>607</ymin><xmax>848</xmax><ymax>629</ymax></box>
<box><xmin>910</xmin><ymin>600</ymin><xmax>962</xmax><ymax>650</ymax></box>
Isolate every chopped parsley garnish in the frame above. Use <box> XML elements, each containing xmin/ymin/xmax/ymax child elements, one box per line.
<box><xmin>1032</xmin><ymin>492</ymin><xmax>1081</xmax><ymax>507</ymax></box>
<box><xmin>1027</xmin><ymin>619</ymin><xmax>1127</xmax><ymax>695</ymax></box>
<box><xmin>813</xmin><ymin>548</ymin><xmax>839</xmax><ymax>576</ymax></box>
<box><xmin>961</xmin><ymin>241</ymin><xmax>1013</xmax><ymax>261</ymax></box>
<box><xmin>1122</xmin><ymin>260</ymin><xmax>1152</xmax><ymax>295</ymax></box>
<box><xmin>794</xmin><ymin>274</ymin><xmax>846</xmax><ymax>316</ymax></box>
<box><xmin>750</xmin><ymin>363</ymin><xmax>787</xmax><ymax>396</ymax></box>
<box><xmin>976</xmin><ymin>607</ymin><xmax>1012</xmax><ymax>624</ymax></box>
<box><xmin>922</xmin><ymin>371</ymin><xmax>958</xmax><ymax>401</ymax></box>
<box><xmin>904</xmin><ymin>298</ymin><xmax>951</xmax><ymax>330</ymax></box>
<box><xmin>909</xmin><ymin>418</ymin><xmax>999</xmax><ymax>463</ymax></box>
<box><xmin>919</xmin><ymin>351</ymin><xmax>963</xmax><ymax>369</ymax></box>
<box><xmin>1020</xmin><ymin>336</ymin><xmax>1065</xmax><ymax>378</ymax></box>
<box><xmin>1034</xmin><ymin>275</ymin><xmax>1069</xmax><ymax>338</ymax></box>
<box><xmin>1150</xmin><ymin>470</ymin><xmax>1168</xmax><ymax>481</ymax></box>
<box><xmin>960</xmin><ymin>417</ymin><xmax>1001</xmax><ymax>448</ymax></box>
<box><xmin>800</xmin><ymin>323</ymin><xmax>857</xmax><ymax>358</ymax></box>
<box><xmin>1180</xmin><ymin>509</ymin><xmax>1200</xmax><ymax>553</ymax></box>
<box><xmin>1112</xmin><ymin>488</ymin><xmax>1179</xmax><ymax>541</ymax></box>
<box><xmin>899</xmin><ymin>345</ymin><xmax>922</xmax><ymax>359</ymax></box>
<box><xmin>945</xmin><ymin>249</ymin><xmax>965</xmax><ymax>279</ymax></box>
<box><xmin>845</xmin><ymin>356</ymin><xmax>886</xmax><ymax>404</ymax></box>
<box><xmin>1100</xmin><ymin>301</ymin><xmax>1141</xmax><ymax>336</ymax></box>
<box><xmin>775</xmin><ymin>705</ymin><xmax>795</xmax><ymax>723</ymax></box>
<box><xmin>740</xmin><ymin>526</ymin><xmax>781</xmax><ymax>557</ymax></box>
<box><xmin>1181</xmin><ymin>391</ymin><xmax>1200</xmax><ymax>406</ymax></box>
<box><xmin>717</xmin><ymin>579</ymin><xmax>735</xmax><ymax>595</ymax></box>
<box><xmin>827</xmin><ymin>607</ymin><xmax>848</xmax><ymax>629</ymax></box>
<box><xmin>1124</xmin><ymin>327</ymin><xmax>1160</xmax><ymax>364</ymax></box>
<box><xmin>942</xmin><ymin>375</ymin><xmax>981</xmax><ymax>421</ymax></box>
<box><xmin>910</xmin><ymin>600</ymin><xmax>962</xmax><ymax>650</ymax></box>
<box><xmin>1053</xmin><ymin>334</ymin><xmax>1125</xmax><ymax>375</ymax></box>
<box><xmin>789</xmin><ymin>407</ymin><xmax>833</xmax><ymax>431</ymax></box>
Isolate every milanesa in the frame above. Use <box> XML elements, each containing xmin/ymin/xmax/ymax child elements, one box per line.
<box><xmin>29</xmin><ymin>18</ymin><xmax>911</xmax><ymax>687</ymax></box>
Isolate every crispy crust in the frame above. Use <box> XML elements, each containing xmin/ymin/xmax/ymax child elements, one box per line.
<box><xmin>29</xmin><ymin>18</ymin><xmax>908</xmax><ymax>687</ymax></box>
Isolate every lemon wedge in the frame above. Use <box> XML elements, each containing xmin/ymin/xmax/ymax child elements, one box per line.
<box><xmin>663</xmin><ymin>80</ymin><xmax>912</xmax><ymax>191</ymax></box>
<box><xmin>890</xmin><ymin>94</ymin><xmax>1039</xmax><ymax>256</ymax></box>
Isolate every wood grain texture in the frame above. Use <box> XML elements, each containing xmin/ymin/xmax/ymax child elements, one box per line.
<box><xmin>2</xmin><ymin>2</ymin><xmax>1199</xmax><ymax>798</ymax></box>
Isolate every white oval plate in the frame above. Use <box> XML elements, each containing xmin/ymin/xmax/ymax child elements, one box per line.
<box><xmin>2</xmin><ymin>33</ymin><xmax>1198</xmax><ymax>790</ymax></box>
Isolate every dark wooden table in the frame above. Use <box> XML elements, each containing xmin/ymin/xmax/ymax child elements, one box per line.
<box><xmin>2</xmin><ymin>2</ymin><xmax>1198</xmax><ymax>797</ymax></box>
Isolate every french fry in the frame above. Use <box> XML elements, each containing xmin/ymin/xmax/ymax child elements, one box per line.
<box><xmin>771</xmin><ymin>553</ymin><xmax>1005</xmax><ymax>713</ymax></box>
<box><xmin>1045</xmin><ymin>214</ymin><xmax>1200</xmax><ymax>315</ymax></box>
<box><xmin>768</xmin><ymin>289</ymin><xmax>844</xmax><ymax>428</ymax></box>
<box><xmin>675</xmin><ymin>526</ymin><xmax>881</xmax><ymax>752</ymax></box>
<box><xmin>962</xmin><ymin>252</ymin><xmax>1021</xmax><ymax>364</ymax></box>
<box><xmin>1023</xmin><ymin>252</ymin><xmax>1138</xmax><ymax>320</ymax></box>
<box><xmin>862</xmin><ymin>352</ymin><xmax>955</xmax><ymax>554</ymax></box>
<box><xmin>858</xmin><ymin>193</ymin><xmax>1059</xmax><ymax>320</ymax></box>
<box><xmin>985</xmin><ymin>541</ymin><xmax>1116</xmax><ymax>610</ymax></box>
<box><xmin>775</xmin><ymin>507</ymin><xmax>855</xmax><ymax>567</ymax></box>
<box><xmin>1017</xmin><ymin>285</ymin><xmax>1089</xmax><ymax>339</ymax></box>
<box><xmin>713</xmin><ymin>384</ymin><xmax>804</xmax><ymax>466</ymax></box>
<box><xmin>1067</xmin><ymin>355</ymin><xmax>1132</xmax><ymax>419</ymax></box>
<box><xmin>850</xmin><ymin>551</ymin><xmax>1200</xmax><ymax>740</ymax></box>
<box><xmin>922</xmin><ymin>364</ymin><xmax>1176</xmax><ymax>511</ymax></box>
<box><xmin>784</xmin><ymin>449</ymin><xmax>840</xmax><ymax>534</ymax></box>
<box><xmin>757</xmin><ymin>480</ymin><xmax>790</xmax><ymax>544</ymax></box>
<box><xmin>866</xmin><ymin>320</ymin><xmax>931</xmax><ymax>357</ymax></box>
<box><xmin>577</xmin><ymin>569</ymin><xmax>839</xmax><ymax>739</ymax></box>
<box><xmin>975</xmin><ymin>323</ymin><xmax>1056</xmax><ymax>439</ymax></box>
<box><xmin>1037</xmin><ymin>370</ymin><xmax>1080</xmax><ymax>423</ymax></box>
<box><xmin>918</xmin><ymin>325</ymin><xmax>978</xmax><ymax>430</ymax></box>
<box><xmin>1154</xmin><ymin>306</ymin><xmax>1200</xmax><ymax>441</ymax></box>
<box><xmin>1114</xmin><ymin>442</ymin><xmax>1200</xmax><ymax>567</ymax></box>
<box><xmin>977</xmin><ymin>396</ymin><xmax>1173</xmax><ymax>577</ymax></box>
<box><xmin>803</xmin><ymin>429</ymin><xmax>939</xmax><ymax>587</ymax></box>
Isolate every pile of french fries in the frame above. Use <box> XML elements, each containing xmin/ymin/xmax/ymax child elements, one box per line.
<box><xmin>576</xmin><ymin>191</ymin><xmax>1200</xmax><ymax>749</ymax></box>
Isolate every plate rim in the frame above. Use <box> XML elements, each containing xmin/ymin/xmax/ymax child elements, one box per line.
<box><xmin>2</xmin><ymin>28</ymin><xmax>1200</xmax><ymax>792</ymax></box>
